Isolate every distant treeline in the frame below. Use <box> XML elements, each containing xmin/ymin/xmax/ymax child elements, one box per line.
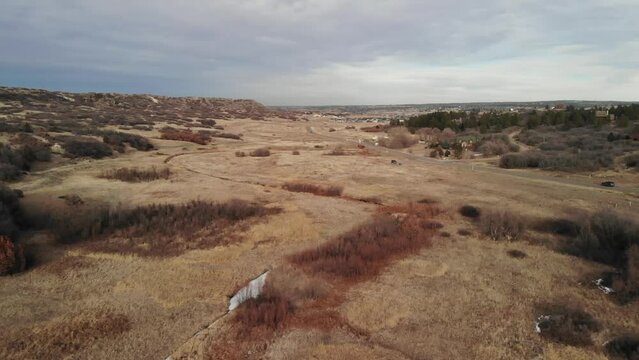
<box><xmin>393</xmin><ymin>104</ymin><xmax>639</xmax><ymax>132</ymax></box>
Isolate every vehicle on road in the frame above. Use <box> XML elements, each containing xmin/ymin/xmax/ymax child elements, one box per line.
<box><xmin>601</xmin><ymin>181</ymin><xmax>615</xmax><ymax>188</ymax></box>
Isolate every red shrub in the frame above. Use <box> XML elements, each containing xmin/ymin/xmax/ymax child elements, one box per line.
<box><xmin>290</xmin><ymin>205</ymin><xmax>437</xmax><ymax>279</ymax></box>
<box><xmin>234</xmin><ymin>287</ymin><xmax>293</xmax><ymax>329</ymax></box>
<box><xmin>282</xmin><ymin>182</ymin><xmax>343</xmax><ymax>197</ymax></box>
<box><xmin>0</xmin><ymin>236</ymin><xmax>25</xmax><ymax>275</ymax></box>
<box><xmin>160</xmin><ymin>129</ymin><xmax>210</xmax><ymax>145</ymax></box>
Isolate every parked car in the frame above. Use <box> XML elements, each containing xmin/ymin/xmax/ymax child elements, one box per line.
<box><xmin>601</xmin><ymin>181</ymin><xmax>615</xmax><ymax>188</ymax></box>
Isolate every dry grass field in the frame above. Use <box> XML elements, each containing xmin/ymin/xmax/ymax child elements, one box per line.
<box><xmin>1</xmin><ymin>89</ymin><xmax>638</xmax><ymax>360</ymax></box>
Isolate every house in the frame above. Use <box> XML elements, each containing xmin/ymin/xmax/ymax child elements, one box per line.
<box><xmin>595</xmin><ymin>110</ymin><xmax>609</xmax><ymax>118</ymax></box>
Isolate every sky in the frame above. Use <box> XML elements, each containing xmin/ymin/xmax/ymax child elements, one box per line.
<box><xmin>1</xmin><ymin>0</ymin><xmax>638</xmax><ymax>105</ymax></box>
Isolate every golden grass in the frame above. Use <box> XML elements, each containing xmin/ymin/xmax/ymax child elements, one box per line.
<box><xmin>0</xmin><ymin>309</ymin><xmax>131</xmax><ymax>359</ymax></box>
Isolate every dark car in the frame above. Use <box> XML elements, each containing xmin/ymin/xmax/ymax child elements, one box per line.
<box><xmin>601</xmin><ymin>181</ymin><xmax>615</xmax><ymax>188</ymax></box>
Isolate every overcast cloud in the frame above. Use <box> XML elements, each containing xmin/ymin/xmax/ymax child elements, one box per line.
<box><xmin>1</xmin><ymin>0</ymin><xmax>638</xmax><ymax>105</ymax></box>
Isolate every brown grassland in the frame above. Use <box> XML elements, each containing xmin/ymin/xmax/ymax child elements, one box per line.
<box><xmin>0</xmin><ymin>89</ymin><xmax>638</xmax><ymax>360</ymax></box>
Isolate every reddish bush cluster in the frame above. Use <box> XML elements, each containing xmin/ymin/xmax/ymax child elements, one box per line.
<box><xmin>235</xmin><ymin>287</ymin><xmax>293</xmax><ymax>329</ymax></box>
<box><xmin>282</xmin><ymin>182</ymin><xmax>343</xmax><ymax>197</ymax></box>
<box><xmin>0</xmin><ymin>236</ymin><xmax>25</xmax><ymax>275</ymax></box>
<box><xmin>233</xmin><ymin>269</ymin><xmax>329</xmax><ymax>331</ymax></box>
<box><xmin>290</xmin><ymin>205</ymin><xmax>438</xmax><ymax>279</ymax></box>
<box><xmin>160</xmin><ymin>129</ymin><xmax>210</xmax><ymax>145</ymax></box>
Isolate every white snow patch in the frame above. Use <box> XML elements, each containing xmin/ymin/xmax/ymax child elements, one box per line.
<box><xmin>51</xmin><ymin>143</ymin><xmax>64</xmax><ymax>154</ymax></box>
<box><xmin>58</xmin><ymin>94</ymin><xmax>75</xmax><ymax>102</ymax></box>
<box><xmin>148</xmin><ymin>96</ymin><xmax>159</xmax><ymax>104</ymax></box>
<box><xmin>229</xmin><ymin>271</ymin><xmax>269</xmax><ymax>311</ymax></box>
<box><xmin>595</xmin><ymin>278</ymin><xmax>615</xmax><ymax>294</ymax></box>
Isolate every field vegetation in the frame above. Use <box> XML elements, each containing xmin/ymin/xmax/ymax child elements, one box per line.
<box><xmin>99</xmin><ymin>167</ymin><xmax>171</xmax><ymax>182</ymax></box>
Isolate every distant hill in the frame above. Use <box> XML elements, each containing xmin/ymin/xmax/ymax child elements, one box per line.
<box><xmin>0</xmin><ymin>87</ymin><xmax>297</xmax><ymax>121</ymax></box>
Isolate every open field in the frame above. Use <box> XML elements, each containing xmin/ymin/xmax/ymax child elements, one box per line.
<box><xmin>1</xmin><ymin>88</ymin><xmax>638</xmax><ymax>360</ymax></box>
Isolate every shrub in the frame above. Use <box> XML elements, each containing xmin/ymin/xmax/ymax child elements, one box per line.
<box><xmin>507</xmin><ymin>249</ymin><xmax>527</xmax><ymax>258</ymax></box>
<box><xmin>0</xmin><ymin>143</ymin><xmax>27</xmax><ymax>180</ymax></box>
<box><xmin>60</xmin><ymin>194</ymin><xmax>84</xmax><ymax>206</ymax></box>
<box><xmin>539</xmin><ymin>141</ymin><xmax>567</xmax><ymax>151</ymax></box>
<box><xmin>132</xmin><ymin>125</ymin><xmax>153</xmax><ymax>131</ymax></box>
<box><xmin>235</xmin><ymin>151</ymin><xmax>246</xmax><ymax>157</ymax></box>
<box><xmin>534</xmin><ymin>218</ymin><xmax>579</xmax><ymax>237</ymax></box>
<box><xmin>459</xmin><ymin>205</ymin><xmax>481</xmax><ymax>219</ymax></box>
<box><xmin>480</xmin><ymin>211</ymin><xmax>525</xmax><ymax>241</ymax></box>
<box><xmin>0</xmin><ymin>163</ymin><xmax>22</xmax><ymax>181</ymax></box>
<box><xmin>199</xmin><ymin>119</ymin><xmax>216</xmax><ymax>127</ymax></box>
<box><xmin>234</xmin><ymin>285</ymin><xmax>293</xmax><ymax>329</ymax></box>
<box><xmin>290</xmin><ymin>204</ymin><xmax>438</xmax><ymax>279</ymax></box>
<box><xmin>282</xmin><ymin>182</ymin><xmax>343</xmax><ymax>197</ymax></box>
<box><xmin>566</xmin><ymin>210</ymin><xmax>639</xmax><ymax>267</ymax></box>
<box><xmin>101</xmin><ymin>131</ymin><xmax>154</xmax><ymax>151</ymax></box>
<box><xmin>605</xmin><ymin>335</ymin><xmax>639</xmax><ymax>360</ymax></box>
<box><xmin>379</xmin><ymin>128</ymin><xmax>418</xmax><ymax>149</ymax></box>
<box><xmin>356</xmin><ymin>196</ymin><xmax>383</xmax><ymax>205</ymax></box>
<box><xmin>0</xmin><ymin>122</ymin><xmax>23</xmax><ymax>133</ymax></box>
<box><xmin>628</xmin><ymin>245</ymin><xmax>639</xmax><ymax>287</ymax></box>
<box><xmin>360</xmin><ymin>125</ymin><xmax>386</xmax><ymax>133</ymax></box>
<box><xmin>0</xmin><ymin>184</ymin><xmax>24</xmax><ymax>238</ymax></box>
<box><xmin>292</xmin><ymin>150</ymin><xmax>300</xmax><ymax>155</ymax></box>
<box><xmin>267</xmin><ymin>269</ymin><xmax>330</xmax><ymax>305</ymax></box>
<box><xmin>212</xmin><ymin>132</ymin><xmax>241</xmax><ymax>140</ymax></box>
<box><xmin>234</xmin><ymin>269</ymin><xmax>329</xmax><ymax>330</ymax></box>
<box><xmin>49</xmin><ymin>199</ymin><xmax>278</xmax><ymax>256</ymax></box>
<box><xmin>249</xmin><ymin>148</ymin><xmax>270</xmax><ymax>157</ymax></box>
<box><xmin>499</xmin><ymin>152</ymin><xmax>543</xmax><ymax>169</ymax></box>
<box><xmin>160</xmin><ymin>130</ymin><xmax>210</xmax><ymax>145</ymax></box>
<box><xmin>625</xmin><ymin>153</ymin><xmax>639</xmax><ymax>168</ymax></box>
<box><xmin>0</xmin><ymin>236</ymin><xmax>25</xmax><ymax>275</ymax></box>
<box><xmin>62</xmin><ymin>139</ymin><xmax>113</xmax><ymax>159</ymax></box>
<box><xmin>535</xmin><ymin>302</ymin><xmax>601</xmax><ymax>347</ymax></box>
<box><xmin>326</xmin><ymin>146</ymin><xmax>346</xmax><ymax>155</ymax></box>
<box><xmin>458</xmin><ymin>229</ymin><xmax>472</xmax><ymax>236</ymax></box>
<box><xmin>476</xmin><ymin>134</ymin><xmax>519</xmax><ymax>156</ymax></box>
<box><xmin>21</xmin><ymin>142</ymin><xmax>52</xmax><ymax>162</ymax></box>
<box><xmin>99</xmin><ymin>167</ymin><xmax>171</xmax><ymax>182</ymax></box>
<box><xmin>417</xmin><ymin>198</ymin><xmax>439</xmax><ymax>204</ymax></box>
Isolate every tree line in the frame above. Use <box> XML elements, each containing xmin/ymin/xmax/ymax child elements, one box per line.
<box><xmin>392</xmin><ymin>104</ymin><xmax>638</xmax><ymax>133</ymax></box>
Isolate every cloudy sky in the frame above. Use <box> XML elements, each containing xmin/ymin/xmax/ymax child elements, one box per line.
<box><xmin>1</xmin><ymin>0</ymin><xmax>638</xmax><ymax>105</ymax></box>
